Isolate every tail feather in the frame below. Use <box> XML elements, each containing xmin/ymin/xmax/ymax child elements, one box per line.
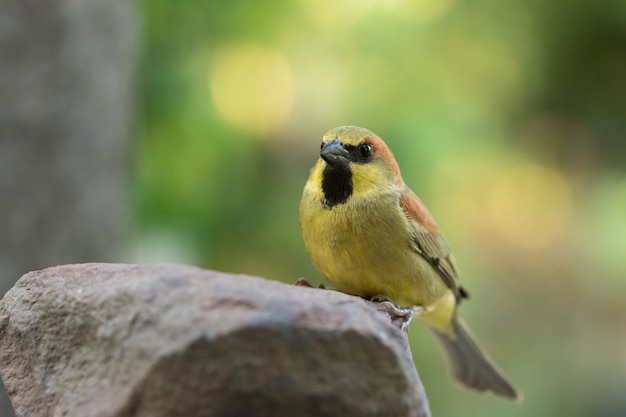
<box><xmin>431</xmin><ymin>315</ymin><xmax>521</xmax><ymax>401</ymax></box>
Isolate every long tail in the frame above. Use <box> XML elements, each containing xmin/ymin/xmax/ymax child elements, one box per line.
<box><xmin>431</xmin><ymin>315</ymin><xmax>522</xmax><ymax>401</ymax></box>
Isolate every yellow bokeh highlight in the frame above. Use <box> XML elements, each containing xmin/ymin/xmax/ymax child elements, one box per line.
<box><xmin>488</xmin><ymin>163</ymin><xmax>573</xmax><ymax>249</ymax></box>
<box><xmin>382</xmin><ymin>0</ymin><xmax>455</xmax><ymax>22</ymax></box>
<box><xmin>209</xmin><ymin>44</ymin><xmax>295</xmax><ymax>136</ymax></box>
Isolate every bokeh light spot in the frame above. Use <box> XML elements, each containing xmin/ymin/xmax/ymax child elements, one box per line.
<box><xmin>488</xmin><ymin>163</ymin><xmax>573</xmax><ymax>249</ymax></box>
<box><xmin>209</xmin><ymin>44</ymin><xmax>295</xmax><ymax>136</ymax></box>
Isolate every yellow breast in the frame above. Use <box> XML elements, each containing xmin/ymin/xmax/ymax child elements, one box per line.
<box><xmin>299</xmin><ymin>176</ymin><xmax>451</xmax><ymax>314</ymax></box>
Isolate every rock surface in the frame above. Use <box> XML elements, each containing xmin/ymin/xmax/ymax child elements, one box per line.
<box><xmin>0</xmin><ymin>264</ymin><xmax>430</xmax><ymax>417</ymax></box>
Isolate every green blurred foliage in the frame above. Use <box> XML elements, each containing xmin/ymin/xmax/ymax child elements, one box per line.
<box><xmin>134</xmin><ymin>0</ymin><xmax>626</xmax><ymax>416</ymax></box>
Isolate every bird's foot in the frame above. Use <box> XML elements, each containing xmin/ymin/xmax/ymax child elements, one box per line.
<box><xmin>370</xmin><ymin>295</ymin><xmax>423</xmax><ymax>331</ymax></box>
<box><xmin>294</xmin><ymin>278</ymin><xmax>326</xmax><ymax>289</ymax></box>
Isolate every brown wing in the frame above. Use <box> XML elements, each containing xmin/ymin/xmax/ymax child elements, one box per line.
<box><xmin>399</xmin><ymin>187</ymin><xmax>468</xmax><ymax>302</ymax></box>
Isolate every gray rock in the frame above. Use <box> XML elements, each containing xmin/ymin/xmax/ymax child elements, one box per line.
<box><xmin>0</xmin><ymin>264</ymin><xmax>430</xmax><ymax>417</ymax></box>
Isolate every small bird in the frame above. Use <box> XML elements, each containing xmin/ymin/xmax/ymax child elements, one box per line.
<box><xmin>299</xmin><ymin>126</ymin><xmax>521</xmax><ymax>400</ymax></box>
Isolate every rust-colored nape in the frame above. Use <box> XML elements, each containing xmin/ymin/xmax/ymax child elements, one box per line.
<box><xmin>365</xmin><ymin>135</ymin><xmax>403</xmax><ymax>187</ymax></box>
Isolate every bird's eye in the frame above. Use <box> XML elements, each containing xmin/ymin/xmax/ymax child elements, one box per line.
<box><xmin>320</xmin><ymin>141</ymin><xmax>325</xmax><ymax>150</ymax></box>
<box><xmin>359</xmin><ymin>143</ymin><xmax>372</xmax><ymax>158</ymax></box>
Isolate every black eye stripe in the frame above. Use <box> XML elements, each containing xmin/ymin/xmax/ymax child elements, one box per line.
<box><xmin>344</xmin><ymin>142</ymin><xmax>373</xmax><ymax>163</ymax></box>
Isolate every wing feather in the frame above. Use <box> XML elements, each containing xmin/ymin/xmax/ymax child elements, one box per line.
<box><xmin>399</xmin><ymin>187</ymin><xmax>468</xmax><ymax>302</ymax></box>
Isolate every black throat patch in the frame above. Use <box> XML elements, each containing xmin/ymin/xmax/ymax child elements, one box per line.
<box><xmin>321</xmin><ymin>165</ymin><xmax>353</xmax><ymax>207</ymax></box>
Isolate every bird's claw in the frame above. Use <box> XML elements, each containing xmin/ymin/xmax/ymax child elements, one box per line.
<box><xmin>371</xmin><ymin>295</ymin><xmax>423</xmax><ymax>331</ymax></box>
<box><xmin>294</xmin><ymin>278</ymin><xmax>326</xmax><ymax>289</ymax></box>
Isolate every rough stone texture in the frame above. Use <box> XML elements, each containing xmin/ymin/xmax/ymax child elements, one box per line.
<box><xmin>0</xmin><ymin>264</ymin><xmax>430</xmax><ymax>417</ymax></box>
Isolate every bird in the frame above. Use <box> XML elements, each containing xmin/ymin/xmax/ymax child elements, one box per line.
<box><xmin>299</xmin><ymin>125</ymin><xmax>521</xmax><ymax>400</ymax></box>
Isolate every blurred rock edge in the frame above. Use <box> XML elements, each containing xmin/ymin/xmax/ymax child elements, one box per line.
<box><xmin>0</xmin><ymin>263</ymin><xmax>430</xmax><ymax>417</ymax></box>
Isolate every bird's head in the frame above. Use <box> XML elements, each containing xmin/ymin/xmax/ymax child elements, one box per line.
<box><xmin>311</xmin><ymin>126</ymin><xmax>403</xmax><ymax>207</ymax></box>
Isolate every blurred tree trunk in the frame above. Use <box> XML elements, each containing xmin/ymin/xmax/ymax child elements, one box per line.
<box><xmin>0</xmin><ymin>0</ymin><xmax>135</xmax><ymax>415</ymax></box>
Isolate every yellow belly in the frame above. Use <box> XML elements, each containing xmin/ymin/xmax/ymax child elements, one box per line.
<box><xmin>300</xmin><ymin>190</ymin><xmax>454</xmax><ymax>332</ymax></box>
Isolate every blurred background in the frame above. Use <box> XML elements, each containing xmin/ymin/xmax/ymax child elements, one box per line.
<box><xmin>1</xmin><ymin>0</ymin><xmax>625</xmax><ymax>416</ymax></box>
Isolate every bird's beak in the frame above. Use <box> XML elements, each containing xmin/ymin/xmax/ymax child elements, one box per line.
<box><xmin>320</xmin><ymin>139</ymin><xmax>350</xmax><ymax>166</ymax></box>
